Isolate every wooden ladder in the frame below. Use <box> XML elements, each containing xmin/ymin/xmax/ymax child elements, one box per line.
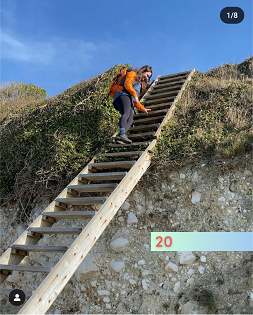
<box><xmin>0</xmin><ymin>69</ymin><xmax>195</xmax><ymax>314</ymax></box>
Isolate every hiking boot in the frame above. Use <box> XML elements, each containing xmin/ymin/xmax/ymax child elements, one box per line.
<box><xmin>116</xmin><ymin>131</ymin><xmax>132</xmax><ymax>144</ymax></box>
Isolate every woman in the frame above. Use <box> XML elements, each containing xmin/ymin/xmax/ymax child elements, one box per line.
<box><xmin>113</xmin><ymin>65</ymin><xmax>152</xmax><ymax>144</ymax></box>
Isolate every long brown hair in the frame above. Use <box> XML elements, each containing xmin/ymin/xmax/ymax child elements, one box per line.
<box><xmin>132</xmin><ymin>65</ymin><xmax>152</xmax><ymax>97</ymax></box>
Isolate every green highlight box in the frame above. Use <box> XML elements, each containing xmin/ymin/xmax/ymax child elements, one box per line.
<box><xmin>151</xmin><ymin>232</ymin><xmax>253</xmax><ymax>251</ymax></box>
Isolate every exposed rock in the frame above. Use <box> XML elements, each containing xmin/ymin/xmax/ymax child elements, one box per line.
<box><xmin>165</xmin><ymin>262</ymin><xmax>179</xmax><ymax>272</ymax></box>
<box><xmin>186</xmin><ymin>278</ymin><xmax>194</xmax><ymax>287</ymax></box>
<box><xmin>127</xmin><ymin>212</ymin><xmax>138</xmax><ymax>224</ymax></box>
<box><xmin>180</xmin><ymin>300</ymin><xmax>209</xmax><ymax>314</ymax></box>
<box><xmin>187</xmin><ymin>269</ymin><xmax>195</xmax><ymax>275</ymax></box>
<box><xmin>138</xmin><ymin>259</ymin><xmax>145</xmax><ymax>265</ymax></box>
<box><xmin>97</xmin><ymin>290</ymin><xmax>110</xmax><ymax>296</ymax></box>
<box><xmin>174</xmin><ymin>281</ymin><xmax>180</xmax><ymax>292</ymax></box>
<box><xmin>191</xmin><ymin>191</ymin><xmax>201</xmax><ymax>203</ymax></box>
<box><xmin>75</xmin><ymin>254</ymin><xmax>99</xmax><ymax>281</ymax></box>
<box><xmin>142</xmin><ymin>279</ymin><xmax>148</xmax><ymax>290</ymax></box>
<box><xmin>110</xmin><ymin>238</ymin><xmax>129</xmax><ymax>252</ymax></box>
<box><xmin>109</xmin><ymin>260</ymin><xmax>125</xmax><ymax>272</ymax></box>
<box><xmin>198</xmin><ymin>266</ymin><xmax>205</xmax><ymax>274</ymax></box>
<box><xmin>142</xmin><ymin>270</ymin><xmax>152</xmax><ymax>277</ymax></box>
<box><xmin>178</xmin><ymin>252</ymin><xmax>196</xmax><ymax>265</ymax></box>
<box><xmin>121</xmin><ymin>201</ymin><xmax>130</xmax><ymax>210</ymax></box>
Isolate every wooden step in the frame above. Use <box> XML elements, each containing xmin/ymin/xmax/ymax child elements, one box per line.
<box><xmin>109</xmin><ymin>141</ymin><xmax>150</xmax><ymax>148</ymax></box>
<box><xmin>0</xmin><ymin>265</ymin><xmax>52</xmax><ymax>273</ymax></box>
<box><xmin>129</xmin><ymin>132</ymin><xmax>156</xmax><ymax>140</ymax></box>
<box><xmin>67</xmin><ymin>183</ymin><xmax>117</xmax><ymax>193</ymax></box>
<box><xmin>144</xmin><ymin>102</ymin><xmax>173</xmax><ymax>110</ymax></box>
<box><xmin>148</xmin><ymin>84</ymin><xmax>183</xmax><ymax>94</ymax></box>
<box><xmin>129</xmin><ymin>123</ymin><xmax>160</xmax><ymax>132</ymax></box>
<box><xmin>134</xmin><ymin>109</ymin><xmax>168</xmax><ymax>119</ymax></box>
<box><xmin>88</xmin><ymin>161</ymin><xmax>135</xmax><ymax>170</ymax></box>
<box><xmin>27</xmin><ymin>227</ymin><xmax>82</xmax><ymax>236</ymax></box>
<box><xmin>42</xmin><ymin>211</ymin><xmax>95</xmax><ymax>219</ymax></box>
<box><xmin>133</xmin><ymin>115</ymin><xmax>165</xmax><ymax>125</ymax></box>
<box><xmin>97</xmin><ymin>151</ymin><xmax>143</xmax><ymax>158</ymax></box>
<box><xmin>55</xmin><ymin>197</ymin><xmax>106</xmax><ymax>206</ymax></box>
<box><xmin>156</xmin><ymin>76</ymin><xmax>187</xmax><ymax>85</ymax></box>
<box><xmin>11</xmin><ymin>245</ymin><xmax>68</xmax><ymax>253</ymax></box>
<box><xmin>144</xmin><ymin>97</ymin><xmax>176</xmax><ymax>105</ymax></box>
<box><xmin>145</xmin><ymin>90</ymin><xmax>179</xmax><ymax>100</ymax></box>
<box><xmin>0</xmin><ymin>288</ymin><xmax>33</xmax><ymax>296</ymax></box>
<box><xmin>160</xmin><ymin>70</ymin><xmax>190</xmax><ymax>78</ymax></box>
<box><xmin>152</xmin><ymin>81</ymin><xmax>185</xmax><ymax>90</ymax></box>
<box><xmin>159</xmin><ymin>72</ymin><xmax>189</xmax><ymax>80</ymax></box>
<box><xmin>79</xmin><ymin>172</ymin><xmax>127</xmax><ymax>182</ymax></box>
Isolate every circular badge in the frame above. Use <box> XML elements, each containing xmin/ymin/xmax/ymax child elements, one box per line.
<box><xmin>9</xmin><ymin>289</ymin><xmax>26</xmax><ymax>306</ymax></box>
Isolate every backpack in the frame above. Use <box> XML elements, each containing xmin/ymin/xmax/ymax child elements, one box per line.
<box><xmin>108</xmin><ymin>67</ymin><xmax>128</xmax><ymax>99</ymax></box>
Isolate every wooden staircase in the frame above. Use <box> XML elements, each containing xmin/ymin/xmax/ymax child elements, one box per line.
<box><xmin>0</xmin><ymin>69</ymin><xmax>195</xmax><ymax>314</ymax></box>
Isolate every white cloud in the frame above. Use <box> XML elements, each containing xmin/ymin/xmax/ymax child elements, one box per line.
<box><xmin>1</xmin><ymin>31</ymin><xmax>113</xmax><ymax>68</ymax></box>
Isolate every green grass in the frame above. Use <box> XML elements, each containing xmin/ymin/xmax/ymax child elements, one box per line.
<box><xmin>152</xmin><ymin>57</ymin><xmax>253</xmax><ymax>166</ymax></box>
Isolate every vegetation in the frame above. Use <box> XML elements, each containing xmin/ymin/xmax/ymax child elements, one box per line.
<box><xmin>0</xmin><ymin>65</ymin><xmax>129</xmax><ymax>212</ymax></box>
<box><xmin>190</xmin><ymin>287</ymin><xmax>216</xmax><ymax>313</ymax></box>
<box><xmin>153</xmin><ymin>57</ymin><xmax>253</xmax><ymax>166</ymax></box>
<box><xmin>0</xmin><ymin>82</ymin><xmax>47</xmax><ymax>121</ymax></box>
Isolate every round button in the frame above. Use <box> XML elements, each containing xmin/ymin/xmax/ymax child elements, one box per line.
<box><xmin>9</xmin><ymin>289</ymin><xmax>26</xmax><ymax>306</ymax></box>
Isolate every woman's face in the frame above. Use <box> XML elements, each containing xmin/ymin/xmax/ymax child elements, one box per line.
<box><xmin>141</xmin><ymin>71</ymin><xmax>152</xmax><ymax>82</ymax></box>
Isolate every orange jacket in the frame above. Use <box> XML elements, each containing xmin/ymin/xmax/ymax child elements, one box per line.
<box><xmin>114</xmin><ymin>69</ymin><xmax>146</xmax><ymax>112</ymax></box>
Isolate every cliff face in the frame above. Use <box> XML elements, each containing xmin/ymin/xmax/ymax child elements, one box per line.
<box><xmin>1</xmin><ymin>153</ymin><xmax>252</xmax><ymax>314</ymax></box>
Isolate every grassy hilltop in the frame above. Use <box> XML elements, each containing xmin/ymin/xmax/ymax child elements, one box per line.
<box><xmin>153</xmin><ymin>57</ymin><xmax>252</xmax><ymax>167</ymax></box>
<box><xmin>0</xmin><ymin>58</ymin><xmax>252</xmax><ymax>217</ymax></box>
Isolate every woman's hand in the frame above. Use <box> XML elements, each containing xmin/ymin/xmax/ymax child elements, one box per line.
<box><xmin>144</xmin><ymin>108</ymin><xmax>151</xmax><ymax>113</ymax></box>
<box><xmin>134</xmin><ymin>97</ymin><xmax>139</xmax><ymax>103</ymax></box>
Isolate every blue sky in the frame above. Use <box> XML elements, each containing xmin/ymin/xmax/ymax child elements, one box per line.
<box><xmin>1</xmin><ymin>0</ymin><xmax>252</xmax><ymax>97</ymax></box>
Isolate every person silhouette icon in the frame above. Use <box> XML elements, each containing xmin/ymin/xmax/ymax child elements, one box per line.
<box><xmin>14</xmin><ymin>294</ymin><xmax>21</xmax><ymax>301</ymax></box>
<box><xmin>9</xmin><ymin>289</ymin><xmax>26</xmax><ymax>306</ymax></box>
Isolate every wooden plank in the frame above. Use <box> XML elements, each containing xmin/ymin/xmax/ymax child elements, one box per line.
<box><xmin>144</xmin><ymin>90</ymin><xmax>179</xmax><ymax>101</ymax></box>
<box><xmin>144</xmin><ymin>102</ymin><xmax>173</xmax><ymax>110</ymax></box>
<box><xmin>27</xmin><ymin>227</ymin><xmax>82</xmax><ymax>235</ymax></box>
<box><xmin>11</xmin><ymin>245</ymin><xmax>68</xmax><ymax>252</ymax></box>
<box><xmin>97</xmin><ymin>151</ymin><xmax>143</xmax><ymax>158</ymax></box>
<box><xmin>55</xmin><ymin>197</ymin><xmax>106</xmax><ymax>205</ymax></box>
<box><xmin>109</xmin><ymin>141</ymin><xmax>150</xmax><ymax>148</ymax></box>
<box><xmin>133</xmin><ymin>115</ymin><xmax>165</xmax><ymax>124</ymax></box>
<box><xmin>67</xmin><ymin>184</ymin><xmax>118</xmax><ymax>192</ymax></box>
<box><xmin>159</xmin><ymin>71</ymin><xmax>190</xmax><ymax>80</ymax></box>
<box><xmin>128</xmin><ymin>123</ymin><xmax>160</xmax><ymax>132</ymax></box>
<box><xmin>144</xmin><ymin>96</ymin><xmax>176</xmax><ymax>105</ymax></box>
<box><xmin>0</xmin><ymin>265</ymin><xmax>51</xmax><ymax>273</ymax></box>
<box><xmin>42</xmin><ymin>211</ymin><xmax>95</xmax><ymax>219</ymax></box>
<box><xmin>147</xmin><ymin>84</ymin><xmax>183</xmax><ymax>94</ymax></box>
<box><xmin>79</xmin><ymin>172</ymin><xmax>127</xmax><ymax>182</ymax></box>
<box><xmin>128</xmin><ymin>132</ymin><xmax>156</xmax><ymax>140</ymax></box>
<box><xmin>156</xmin><ymin>76</ymin><xmax>187</xmax><ymax>85</ymax></box>
<box><xmin>88</xmin><ymin>161</ymin><xmax>135</xmax><ymax>170</ymax></box>
<box><xmin>152</xmin><ymin>80</ymin><xmax>185</xmax><ymax>89</ymax></box>
<box><xmin>133</xmin><ymin>109</ymin><xmax>168</xmax><ymax>119</ymax></box>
